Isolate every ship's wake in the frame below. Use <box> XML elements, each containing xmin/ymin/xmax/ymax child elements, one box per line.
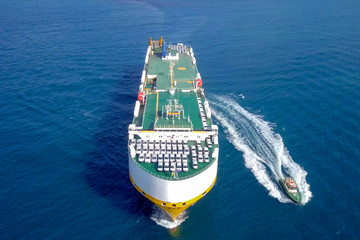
<box><xmin>150</xmin><ymin>206</ymin><xmax>188</xmax><ymax>229</ymax></box>
<box><xmin>210</xmin><ymin>95</ymin><xmax>312</xmax><ymax>204</ymax></box>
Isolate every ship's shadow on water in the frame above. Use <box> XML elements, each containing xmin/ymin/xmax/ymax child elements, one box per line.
<box><xmin>85</xmin><ymin>66</ymin><xmax>153</xmax><ymax>219</ymax></box>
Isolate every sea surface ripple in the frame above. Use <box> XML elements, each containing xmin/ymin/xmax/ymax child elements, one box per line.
<box><xmin>1</xmin><ymin>0</ymin><xmax>360</xmax><ymax>239</ymax></box>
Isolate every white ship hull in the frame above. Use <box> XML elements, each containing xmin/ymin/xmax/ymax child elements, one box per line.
<box><xmin>129</xmin><ymin>155</ymin><xmax>217</xmax><ymax>221</ymax></box>
<box><xmin>129</xmin><ymin>155</ymin><xmax>217</xmax><ymax>202</ymax></box>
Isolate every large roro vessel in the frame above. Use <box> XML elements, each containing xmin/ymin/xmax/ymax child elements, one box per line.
<box><xmin>128</xmin><ymin>38</ymin><xmax>219</xmax><ymax>221</ymax></box>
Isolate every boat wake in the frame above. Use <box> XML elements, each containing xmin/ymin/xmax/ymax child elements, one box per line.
<box><xmin>150</xmin><ymin>206</ymin><xmax>188</xmax><ymax>229</ymax></box>
<box><xmin>210</xmin><ymin>94</ymin><xmax>312</xmax><ymax>204</ymax></box>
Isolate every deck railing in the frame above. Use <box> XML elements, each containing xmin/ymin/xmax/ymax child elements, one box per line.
<box><xmin>131</xmin><ymin>155</ymin><xmax>217</xmax><ymax>181</ymax></box>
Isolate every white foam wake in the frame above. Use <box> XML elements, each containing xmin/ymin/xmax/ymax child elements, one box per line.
<box><xmin>210</xmin><ymin>95</ymin><xmax>312</xmax><ymax>204</ymax></box>
<box><xmin>150</xmin><ymin>205</ymin><xmax>188</xmax><ymax>229</ymax></box>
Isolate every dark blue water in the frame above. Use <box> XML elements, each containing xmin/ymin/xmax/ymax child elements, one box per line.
<box><xmin>1</xmin><ymin>0</ymin><xmax>360</xmax><ymax>239</ymax></box>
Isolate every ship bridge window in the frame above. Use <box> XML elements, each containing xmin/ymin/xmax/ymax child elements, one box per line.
<box><xmin>172</xmin><ymin>204</ymin><xmax>176</xmax><ymax>208</ymax></box>
<box><xmin>182</xmin><ymin>202</ymin><xmax>186</xmax><ymax>206</ymax></box>
<box><xmin>162</xmin><ymin>202</ymin><xmax>166</xmax><ymax>206</ymax></box>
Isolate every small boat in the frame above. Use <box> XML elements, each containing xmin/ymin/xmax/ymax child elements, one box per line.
<box><xmin>279</xmin><ymin>178</ymin><xmax>302</xmax><ymax>204</ymax></box>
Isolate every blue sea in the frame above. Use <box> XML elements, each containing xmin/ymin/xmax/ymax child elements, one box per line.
<box><xmin>1</xmin><ymin>0</ymin><xmax>360</xmax><ymax>239</ymax></box>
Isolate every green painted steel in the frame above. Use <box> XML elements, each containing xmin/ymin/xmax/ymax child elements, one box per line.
<box><xmin>141</xmin><ymin>91</ymin><xmax>206</xmax><ymax>131</ymax></box>
<box><xmin>134</xmin><ymin>45</ymin><xmax>214</xmax><ymax>131</ymax></box>
<box><xmin>146</xmin><ymin>53</ymin><xmax>197</xmax><ymax>90</ymax></box>
<box><xmin>132</xmin><ymin>44</ymin><xmax>214</xmax><ymax>130</ymax></box>
<box><xmin>130</xmin><ymin>43</ymin><xmax>218</xmax><ymax>180</ymax></box>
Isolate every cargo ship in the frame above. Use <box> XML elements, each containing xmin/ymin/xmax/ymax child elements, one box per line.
<box><xmin>128</xmin><ymin>37</ymin><xmax>219</xmax><ymax>221</ymax></box>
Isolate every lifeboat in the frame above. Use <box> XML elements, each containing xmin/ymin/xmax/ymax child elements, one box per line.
<box><xmin>195</xmin><ymin>78</ymin><xmax>202</xmax><ymax>87</ymax></box>
<box><xmin>137</xmin><ymin>91</ymin><xmax>145</xmax><ymax>103</ymax></box>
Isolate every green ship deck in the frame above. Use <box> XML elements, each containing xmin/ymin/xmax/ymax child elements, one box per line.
<box><xmin>128</xmin><ymin>40</ymin><xmax>218</xmax><ymax>180</ymax></box>
<box><xmin>133</xmin><ymin>45</ymin><xmax>213</xmax><ymax>131</ymax></box>
<box><xmin>145</xmin><ymin>53</ymin><xmax>196</xmax><ymax>90</ymax></box>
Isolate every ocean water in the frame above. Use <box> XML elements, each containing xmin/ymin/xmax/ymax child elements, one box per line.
<box><xmin>1</xmin><ymin>0</ymin><xmax>360</xmax><ymax>239</ymax></box>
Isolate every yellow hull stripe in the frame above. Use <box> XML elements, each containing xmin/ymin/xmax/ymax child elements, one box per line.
<box><xmin>129</xmin><ymin>174</ymin><xmax>217</xmax><ymax>221</ymax></box>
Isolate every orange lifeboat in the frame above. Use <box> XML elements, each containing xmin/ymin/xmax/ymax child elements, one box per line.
<box><xmin>137</xmin><ymin>91</ymin><xmax>145</xmax><ymax>102</ymax></box>
<box><xmin>195</xmin><ymin>78</ymin><xmax>202</xmax><ymax>87</ymax></box>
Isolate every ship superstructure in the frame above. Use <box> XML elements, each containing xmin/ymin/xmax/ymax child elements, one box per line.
<box><xmin>128</xmin><ymin>38</ymin><xmax>219</xmax><ymax>221</ymax></box>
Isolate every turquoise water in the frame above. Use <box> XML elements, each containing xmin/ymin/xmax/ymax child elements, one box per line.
<box><xmin>1</xmin><ymin>0</ymin><xmax>360</xmax><ymax>239</ymax></box>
